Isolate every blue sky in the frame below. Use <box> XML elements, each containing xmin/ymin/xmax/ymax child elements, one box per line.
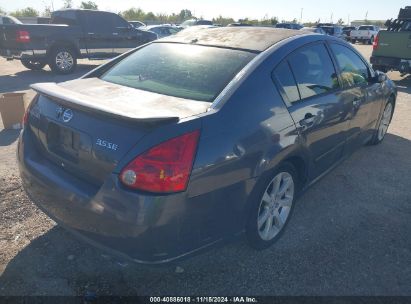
<box><xmin>1</xmin><ymin>0</ymin><xmax>408</xmax><ymax>22</ymax></box>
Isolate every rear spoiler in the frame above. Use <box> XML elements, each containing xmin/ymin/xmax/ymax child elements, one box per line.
<box><xmin>30</xmin><ymin>82</ymin><xmax>179</xmax><ymax>124</ymax></box>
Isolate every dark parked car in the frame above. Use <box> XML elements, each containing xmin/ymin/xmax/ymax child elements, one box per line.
<box><xmin>142</xmin><ymin>25</ymin><xmax>182</xmax><ymax>39</ymax></box>
<box><xmin>276</xmin><ymin>23</ymin><xmax>303</xmax><ymax>30</ymax></box>
<box><xmin>0</xmin><ymin>9</ymin><xmax>157</xmax><ymax>74</ymax></box>
<box><xmin>20</xmin><ymin>27</ymin><xmax>396</xmax><ymax>264</ymax></box>
<box><xmin>227</xmin><ymin>23</ymin><xmax>253</xmax><ymax>27</ymax></box>
<box><xmin>180</xmin><ymin>19</ymin><xmax>213</xmax><ymax>28</ymax></box>
<box><xmin>320</xmin><ymin>25</ymin><xmax>344</xmax><ymax>38</ymax></box>
<box><xmin>342</xmin><ymin>26</ymin><xmax>357</xmax><ymax>40</ymax></box>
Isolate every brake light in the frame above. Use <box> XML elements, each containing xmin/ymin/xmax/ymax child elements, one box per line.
<box><xmin>16</xmin><ymin>30</ymin><xmax>30</xmax><ymax>43</ymax></box>
<box><xmin>120</xmin><ymin>130</ymin><xmax>200</xmax><ymax>193</ymax></box>
<box><xmin>373</xmin><ymin>34</ymin><xmax>379</xmax><ymax>50</ymax></box>
<box><xmin>22</xmin><ymin>107</ymin><xmax>29</xmax><ymax>126</ymax></box>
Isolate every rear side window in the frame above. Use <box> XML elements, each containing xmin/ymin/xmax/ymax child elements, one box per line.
<box><xmin>272</xmin><ymin>61</ymin><xmax>300</xmax><ymax>103</ymax></box>
<box><xmin>330</xmin><ymin>44</ymin><xmax>369</xmax><ymax>87</ymax></box>
<box><xmin>288</xmin><ymin>43</ymin><xmax>339</xmax><ymax>100</ymax></box>
<box><xmin>83</xmin><ymin>11</ymin><xmax>115</xmax><ymax>33</ymax></box>
<box><xmin>51</xmin><ymin>11</ymin><xmax>77</xmax><ymax>25</ymax></box>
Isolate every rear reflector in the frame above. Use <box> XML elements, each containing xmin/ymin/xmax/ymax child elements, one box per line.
<box><xmin>373</xmin><ymin>34</ymin><xmax>379</xmax><ymax>50</ymax></box>
<box><xmin>120</xmin><ymin>130</ymin><xmax>200</xmax><ymax>193</ymax></box>
<box><xmin>16</xmin><ymin>30</ymin><xmax>30</xmax><ymax>43</ymax></box>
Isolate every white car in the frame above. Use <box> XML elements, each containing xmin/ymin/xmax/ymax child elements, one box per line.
<box><xmin>349</xmin><ymin>25</ymin><xmax>380</xmax><ymax>44</ymax></box>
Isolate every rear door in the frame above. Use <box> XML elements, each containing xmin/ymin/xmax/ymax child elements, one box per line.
<box><xmin>273</xmin><ymin>42</ymin><xmax>351</xmax><ymax>178</ymax></box>
<box><xmin>80</xmin><ymin>11</ymin><xmax>114</xmax><ymax>58</ymax></box>
<box><xmin>329</xmin><ymin>42</ymin><xmax>383</xmax><ymax>152</ymax></box>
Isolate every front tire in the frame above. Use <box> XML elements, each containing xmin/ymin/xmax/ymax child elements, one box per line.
<box><xmin>48</xmin><ymin>46</ymin><xmax>77</xmax><ymax>74</ymax></box>
<box><xmin>368</xmin><ymin>98</ymin><xmax>394</xmax><ymax>145</ymax></box>
<box><xmin>21</xmin><ymin>58</ymin><xmax>47</xmax><ymax>70</ymax></box>
<box><xmin>246</xmin><ymin>163</ymin><xmax>298</xmax><ymax>250</ymax></box>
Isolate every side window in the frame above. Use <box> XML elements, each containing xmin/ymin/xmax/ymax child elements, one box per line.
<box><xmin>330</xmin><ymin>44</ymin><xmax>370</xmax><ymax>87</ymax></box>
<box><xmin>51</xmin><ymin>11</ymin><xmax>77</xmax><ymax>25</ymax></box>
<box><xmin>111</xmin><ymin>14</ymin><xmax>129</xmax><ymax>28</ymax></box>
<box><xmin>272</xmin><ymin>61</ymin><xmax>300</xmax><ymax>104</ymax></box>
<box><xmin>288</xmin><ymin>43</ymin><xmax>340</xmax><ymax>100</ymax></box>
<box><xmin>83</xmin><ymin>12</ymin><xmax>115</xmax><ymax>33</ymax></box>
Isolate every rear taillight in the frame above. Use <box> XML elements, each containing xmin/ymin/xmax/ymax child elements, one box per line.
<box><xmin>373</xmin><ymin>34</ymin><xmax>379</xmax><ymax>50</ymax></box>
<box><xmin>16</xmin><ymin>30</ymin><xmax>30</xmax><ymax>43</ymax></box>
<box><xmin>120</xmin><ymin>130</ymin><xmax>200</xmax><ymax>193</ymax></box>
<box><xmin>22</xmin><ymin>107</ymin><xmax>29</xmax><ymax>126</ymax></box>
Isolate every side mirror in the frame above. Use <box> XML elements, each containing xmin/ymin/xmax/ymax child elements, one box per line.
<box><xmin>372</xmin><ymin>71</ymin><xmax>387</xmax><ymax>83</ymax></box>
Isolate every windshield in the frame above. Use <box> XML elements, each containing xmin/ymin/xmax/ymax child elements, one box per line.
<box><xmin>101</xmin><ymin>43</ymin><xmax>256</xmax><ymax>102</ymax></box>
<box><xmin>321</xmin><ymin>26</ymin><xmax>335</xmax><ymax>35</ymax></box>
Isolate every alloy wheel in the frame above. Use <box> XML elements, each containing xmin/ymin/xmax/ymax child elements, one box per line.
<box><xmin>257</xmin><ymin>172</ymin><xmax>294</xmax><ymax>241</ymax></box>
<box><xmin>55</xmin><ymin>51</ymin><xmax>74</xmax><ymax>71</ymax></box>
<box><xmin>377</xmin><ymin>103</ymin><xmax>393</xmax><ymax>141</ymax></box>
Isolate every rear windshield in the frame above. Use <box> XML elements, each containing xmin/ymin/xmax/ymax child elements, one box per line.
<box><xmin>101</xmin><ymin>43</ymin><xmax>256</xmax><ymax>102</ymax></box>
<box><xmin>359</xmin><ymin>26</ymin><xmax>374</xmax><ymax>30</ymax></box>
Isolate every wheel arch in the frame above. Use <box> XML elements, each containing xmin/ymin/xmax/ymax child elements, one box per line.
<box><xmin>47</xmin><ymin>40</ymin><xmax>80</xmax><ymax>58</ymax></box>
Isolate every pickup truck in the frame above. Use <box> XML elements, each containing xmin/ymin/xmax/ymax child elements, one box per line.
<box><xmin>349</xmin><ymin>25</ymin><xmax>380</xmax><ymax>44</ymax></box>
<box><xmin>371</xmin><ymin>7</ymin><xmax>411</xmax><ymax>75</ymax></box>
<box><xmin>0</xmin><ymin>9</ymin><xmax>157</xmax><ymax>74</ymax></box>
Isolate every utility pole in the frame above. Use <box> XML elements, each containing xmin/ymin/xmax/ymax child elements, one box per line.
<box><xmin>300</xmin><ymin>8</ymin><xmax>303</xmax><ymax>24</ymax></box>
<box><xmin>348</xmin><ymin>14</ymin><xmax>350</xmax><ymax>25</ymax></box>
<box><xmin>331</xmin><ymin>12</ymin><xmax>333</xmax><ymax>23</ymax></box>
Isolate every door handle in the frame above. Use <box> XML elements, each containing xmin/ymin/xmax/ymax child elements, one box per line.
<box><xmin>87</xmin><ymin>32</ymin><xmax>95</xmax><ymax>35</ymax></box>
<box><xmin>299</xmin><ymin>113</ymin><xmax>316</xmax><ymax>131</ymax></box>
<box><xmin>112</xmin><ymin>32</ymin><xmax>118</xmax><ymax>35</ymax></box>
<box><xmin>353</xmin><ymin>99</ymin><xmax>361</xmax><ymax>107</ymax></box>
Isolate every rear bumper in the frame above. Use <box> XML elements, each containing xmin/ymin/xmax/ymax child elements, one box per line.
<box><xmin>371</xmin><ymin>56</ymin><xmax>410</xmax><ymax>72</ymax></box>
<box><xmin>0</xmin><ymin>48</ymin><xmax>46</xmax><ymax>60</ymax></box>
<box><xmin>17</xmin><ymin>128</ymin><xmax>249</xmax><ymax>264</ymax></box>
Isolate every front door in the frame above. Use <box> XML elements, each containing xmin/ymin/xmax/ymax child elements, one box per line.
<box><xmin>329</xmin><ymin>43</ymin><xmax>384</xmax><ymax>153</ymax></box>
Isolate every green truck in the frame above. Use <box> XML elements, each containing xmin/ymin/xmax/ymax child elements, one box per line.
<box><xmin>371</xmin><ymin>7</ymin><xmax>411</xmax><ymax>75</ymax></box>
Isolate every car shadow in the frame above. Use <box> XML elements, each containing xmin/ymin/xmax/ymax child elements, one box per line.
<box><xmin>0</xmin><ymin>129</ymin><xmax>20</xmax><ymax>146</ymax></box>
<box><xmin>392</xmin><ymin>74</ymin><xmax>411</xmax><ymax>94</ymax></box>
<box><xmin>0</xmin><ymin>64</ymin><xmax>100</xmax><ymax>94</ymax></box>
<box><xmin>1</xmin><ymin>134</ymin><xmax>411</xmax><ymax>296</ymax></box>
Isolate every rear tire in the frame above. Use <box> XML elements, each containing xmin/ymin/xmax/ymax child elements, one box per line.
<box><xmin>21</xmin><ymin>58</ymin><xmax>47</xmax><ymax>70</ymax></box>
<box><xmin>246</xmin><ymin>163</ymin><xmax>299</xmax><ymax>250</ymax></box>
<box><xmin>48</xmin><ymin>46</ymin><xmax>77</xmax><ymax>74</ymax></box>
<box><xmin>369</xmin><ymin>36</ymin><xmax>374</xmax><ymax>45</ymax></box>
<box><xmin>368</xmin><ymin>98</ymin><xmax>394</xmax><ymax>145</ymax></box>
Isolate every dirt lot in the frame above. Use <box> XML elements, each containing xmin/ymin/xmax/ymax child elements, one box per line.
<box><xmin>0</xmin><ymin>45</ymin><xmax>410</xmax><ymax>296</ymax></box>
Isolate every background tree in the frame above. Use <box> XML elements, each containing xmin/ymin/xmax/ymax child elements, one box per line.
<box><xmin>212</xmin><ymin>15</ymin><xmax>235</xmax><ymax>26</ymax></box>
<box><xmin>63</xmin><ymin>0</ymin><xmax>73</xmax><ymax>9</ymax></box>
<box><xmin>42</xmin><ymin>6</ymin><xmax>52</xmax><ymax>17</ymax></box>
<box><xmin>10</xmin><ymin>7</ymin><xmax>39</xmax><ymax>17</ymax></box>
<box><xmin>80</xmin><ymin>1</ymin><xmax>98</xmax><ymax>10</ymax></box>
<box><xmin>337</xmin><ymin>18</ymin><xmax>344</xmax><ymax>25</ymax></box>
<box><xmin>121</xmin><ymin>8</ymin><xmax>145</xmax><ymax>21</ymax></box>
<box><xmin>179</xmin><ymin>9</ymin><xmax>193</xmax><ymax>21</ymax></box>
<box><xmin>0</xmin><ymin>7</ymin><xmax>6</xmax><ymax>15</ymax></box>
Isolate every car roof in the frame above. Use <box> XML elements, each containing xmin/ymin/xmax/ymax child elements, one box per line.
<box><xmin>159</xmin><ymin>27</ymin><xmax>305</xmax><ymax>52</ymax></box>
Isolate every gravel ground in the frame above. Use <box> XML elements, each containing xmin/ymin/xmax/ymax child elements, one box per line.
<box><xmin>0</xmin><ymin>45</ymin><xmax>410</xmax><ymax>296</ymax></box>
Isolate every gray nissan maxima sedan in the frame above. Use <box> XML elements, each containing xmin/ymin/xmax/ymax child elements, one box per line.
<box><xmin>19</xmin><ymin>27</ymin><xmax>397</xmax><ymax>264</ymax></box>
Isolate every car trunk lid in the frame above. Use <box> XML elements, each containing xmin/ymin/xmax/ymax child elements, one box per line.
<box><xmin>29</xmin><ymin>78</ymin><xmax>210</xmax><ymax>186</ymax></box>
